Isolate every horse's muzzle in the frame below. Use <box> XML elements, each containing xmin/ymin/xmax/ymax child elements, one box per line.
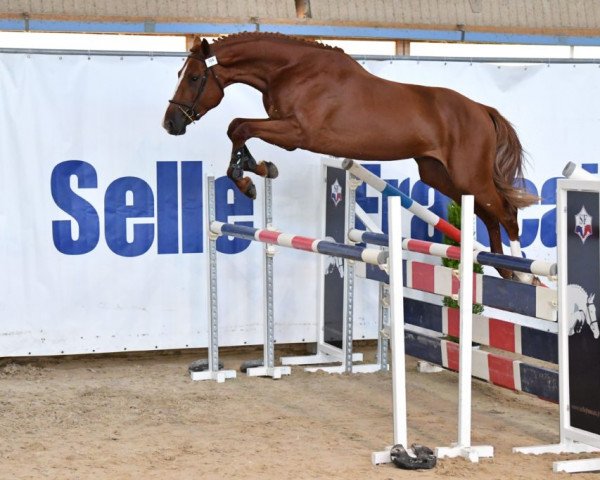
<box><xmin>163</xmin><ymin>118</ymin><xmax>187</xmax><ymax>136</ymax></box>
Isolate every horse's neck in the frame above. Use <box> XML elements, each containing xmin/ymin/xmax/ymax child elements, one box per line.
<box><xmin>214</xmin><ymin>40</ymin><xmax>302</xmax><ymax>92</ymax></box>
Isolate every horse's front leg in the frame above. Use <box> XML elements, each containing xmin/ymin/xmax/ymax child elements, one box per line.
<box><xmin>227</xmin><ymin>118</ymin><xmax>302</xmax><ymax>199</ymax></box>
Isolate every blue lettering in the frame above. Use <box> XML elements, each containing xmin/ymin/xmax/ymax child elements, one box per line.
<box><xmin>512</xmin><ymin>178</ymin><xmax>539</xmax><ymax>249</ymax></box>
<box><xmin>181</xmin><ymin>162</ymin><xmax>203</xmax><ymax>253</ymax></box>
<box><xmin>52</xmin><ymin>161</ymin><xmax>206</xmax><ymax>256</ymax></box>
<box><xmin>540</xmin><ymin>177</ymin><xmax>558</xmax><ymax>248</ymax></box>
<box><xmin>410</xmin><ymin>180</ymin><xmax>451</xmax><ymax>243</ymax></box>
<box><xmin>381</xmin><ymin>178</ymin><xmax>411</xmax><ymax>235</ymax></box>
<box><xmin>51</xmin><ymin>160</ymin><xmax>100</xmax><ymax>255</ymax></box>
<box><xmin>156</xmin><ymin>162</ymin><xmax>179</xmax><ymax>254</ymax></box>
<box><xmin>215</xmin><ymin>177</ymin><xmax>254</xmax><ymax>254</ymax></box>
<box><xmin>104</xmin><ymin>177</ymin><xmax>155</xmax><ymax>257</ymax></box>
<box><xmin>355</xmin><ymin>164</ymin><xmax>380</xmax><ymax>231</ymax></box>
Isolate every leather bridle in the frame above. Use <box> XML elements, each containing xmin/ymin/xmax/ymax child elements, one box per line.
<box><xmin>168</xmin><ymin>54</ymin><xmax>224</xmax><ymax>123</ymax></box>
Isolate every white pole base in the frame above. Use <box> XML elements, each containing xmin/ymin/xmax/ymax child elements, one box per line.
<box><xmin>372</xmin><ymin>446</ymin><xmax>392</xmax><ymax>465</ymax></box>
<box><xmin>514</xmin><ymin>441</ymin><xmax>600</xmax><ymax>456</ymax></box>
<box><xmin>436</xmin><ymin>444</ymin><xmax>494</xmax><ymax>463</ymax></box>
<box><xmin>280</xmin><ymin>352</ymin><xmax>363</xmax><ymax>366</ymax></box>
<box><xmin>514</xmin><ymin>441</ymin><xmax>600</xmax><ymax>473</ymax></box>
<box><xmin>305</xmin><ymin>363</ymin><xmax>383</xmax><ymax>374</ymax></box>
<box><xmin>553</xmin><ymin>458</ymin><xmax>600</xmax><ymax>473</ymax></box>
<box><xmin>190</xmin><ymin>369</ymin><xmax>237</xmax><ymax>383</ymax></box>
<box><xmin>246</xmin><ymin>366</ymin><xmax>291</xmax><ymax>379</ymax></box>
<box><xmin>417</xmin><ymin>360</ymin><xmax>444</xmax><ymax>373</ymax></box>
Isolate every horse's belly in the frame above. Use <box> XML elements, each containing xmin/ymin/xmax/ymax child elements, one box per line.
<box><xmin>310</xmin><ymin>129</ymin><xmax>433</xmax><ymax>161</ymax></box>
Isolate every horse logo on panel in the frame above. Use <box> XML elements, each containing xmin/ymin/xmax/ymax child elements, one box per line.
<box><xmin>568</xmin><ymin>284</ymin><xmax>599</xmax><ymax>339</ymax></box>
<box><xmin>330</xmin><ymin>179</ymin><xmax>343</xmax><ymax>207</ymax></box>
<box><xmin>575</xmin><ymin>206</ymin><xmax>593</xmax><ymax>244</ymax></box>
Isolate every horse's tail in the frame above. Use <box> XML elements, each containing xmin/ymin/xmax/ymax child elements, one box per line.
<box><xmin>486</xmin><ymin>106</ymin><xmax>538</xmax><ymax>209</ymax></box>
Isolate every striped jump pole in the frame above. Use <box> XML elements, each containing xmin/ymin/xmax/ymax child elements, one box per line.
<box><xmin>210</xmin><ymin>222</ymin><xmax>388</xmax><ymax>266</ymax></box>
<box><xmin>342</xmin><ymin>158</ymin><xmax>467</xmax><ymax>246</ymax></box>
<box><xmin>348</xmin><ymin>229</ymin><xmax>557</xmax><ymax>278</ymax></box>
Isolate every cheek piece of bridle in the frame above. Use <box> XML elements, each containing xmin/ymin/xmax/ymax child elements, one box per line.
<box><xmin>168</xmin><ymin>54</ymin><xmax>224</xmax><ymax>124</ymax></box>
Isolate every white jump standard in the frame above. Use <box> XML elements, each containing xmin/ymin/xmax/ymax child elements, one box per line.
<box><xmin>372</xmin><ymin>195</ymin><xmax>493</xmax><ymax>466</ymax></box>
<box><xmin>514</xmin><ymin>167</ymin><xmax>600</xmax><ymax>473</ymax></box>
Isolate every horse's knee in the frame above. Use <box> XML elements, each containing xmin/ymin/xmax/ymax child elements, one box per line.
<box><xmin>230</xmin><ymin>122</ymin><xmax>254</xmax><ymax>145</ymax></box>
<box><xmin>227</xmin><ymin>118</ymin><xmax>245</xmax><ymax>139</ymax></box>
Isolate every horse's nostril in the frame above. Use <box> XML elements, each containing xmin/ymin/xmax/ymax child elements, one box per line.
<box><xmin>164</xmin><ymin>119</ymin><xmax>175</xmax><ymax>132</ymax></box>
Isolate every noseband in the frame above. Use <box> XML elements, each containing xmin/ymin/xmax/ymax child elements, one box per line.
<box><xmin>168</xmin><ymin>55</ymin><xmax>224</xmax><ymax>123</ymax></box>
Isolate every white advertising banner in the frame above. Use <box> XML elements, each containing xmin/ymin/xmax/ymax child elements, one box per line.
<box><xmin>1</xmin><ymin>51</ymin><xmax>598</xmax><ymax>356</ymax></box>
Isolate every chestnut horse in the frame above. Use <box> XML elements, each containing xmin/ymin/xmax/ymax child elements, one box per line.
<box><xmin>163</xmin><ymin>33</ymin><xmax>537</xmax><ymax>281</ymax></box>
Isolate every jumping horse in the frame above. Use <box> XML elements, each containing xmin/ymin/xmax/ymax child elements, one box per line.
<box><xmin>163</xmin><ymin>33</ymin><xmax>538</xmax><ymax>282</ymax></box>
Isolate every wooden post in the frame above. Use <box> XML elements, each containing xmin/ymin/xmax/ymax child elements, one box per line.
<box><xmin>185</xmin><ymin>35</ymin><xmax>197</xmax><ymax>52</ymax></box>
<box><xmin>395</xmin><ymin>40</ymin><xmax>410</xmax><ymax>56</ymax></box>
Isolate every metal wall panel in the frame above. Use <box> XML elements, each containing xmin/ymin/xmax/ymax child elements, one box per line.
<box><xmin>2</xmin><ymin>1</ymin><xmax>600</xmax><ymax>42</ymax></box>
<box><xmin>309</xmin><ymin>0</ymin><xmax>600</xmax><ymax>31</ymax></box>
<box><xmin>0</xmin><ymin>0</ymin><xmax>297</xmax><ymax>20</ymax></box>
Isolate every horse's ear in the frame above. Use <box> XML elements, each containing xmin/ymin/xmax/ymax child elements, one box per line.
<box><xmin>591</xmin><ymin>293</ymin><xmax>596</xmax><ymax>302</ymax></box>
<box><xmin>190</xmin><ymin>36</ymin><xmax>202</xmax><ymax>53</ymax></box>
<box><xmin>201</xmin><ymin>38</ymin><xmax>211</xmax><ymax>57</ymax></box>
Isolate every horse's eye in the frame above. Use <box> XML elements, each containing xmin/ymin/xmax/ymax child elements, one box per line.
<box><xmin>191</xmin><ymin>75</ymin><xmax>199</xmax><ymax>82</ymax></box>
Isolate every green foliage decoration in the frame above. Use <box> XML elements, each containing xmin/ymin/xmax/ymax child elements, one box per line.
<box><xmin>442</xmin><ymin>201</ymin><xmax>484</xmax><ymax>315</ymax></box>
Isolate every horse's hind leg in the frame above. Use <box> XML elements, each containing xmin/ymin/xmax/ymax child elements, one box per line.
<box><xmin>417</xmin><ymin>157</ymin><xmax>525</xmax><ymax>281</ymax></box>
<box><xmin>457</xmin><ymin>168</ymin><xmax>534</xmax><ymax>283</ymax></box>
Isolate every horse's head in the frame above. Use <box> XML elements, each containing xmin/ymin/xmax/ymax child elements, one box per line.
<box><xmin>163</xmin><ymin>38</ymin><xmax>225</xmax><ymax>136</ymax></box>
<box><xmin>587</xmin><ymin>293</ymin><xmax>600</xmax><ymax>339</ymax></box>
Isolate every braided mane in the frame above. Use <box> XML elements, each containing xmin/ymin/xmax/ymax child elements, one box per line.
<box><xmin>210</xmin><ymin>32</ymin><xmax>344</xmax><ymax>52</ymax></box>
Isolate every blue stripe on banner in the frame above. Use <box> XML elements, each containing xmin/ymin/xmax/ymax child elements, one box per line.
<box><xmin>29</xmin><ymin>20</ymin><xmax>146</xmax><ymax>33</ymax></box>
<box><xmin>481</xmin><ymin>276</ymin><xmax>538</xmax><ymax>318</ymax></box>
<box><xmin>519</xmin><ymin>363</ymin><xmax>558</xmax><ymax>402</ymax></box>
<box><xmin>219</xmin><ymin>223</ymin><xmax>259</xmax><ymax>241</ymax></box>
<box><xmin>521</xmin><ymin>327</ymin><xmax>558</xmax><ymax>364</ymax></box>
<box><xmin>404</xmin><ymin>298</ymin><xmax>443</xmax><ymax>333</ymax></box>
<box><xmin>0</xmin><ymin>19</ymin><xmax>24</xmax><ymax>30</ymax></box>
<box><xmin>476</xmin><ymin>252</ymin><xmax>535</xmax><ymax>275</ymax></box>
<box><xmin>155</xmin><ymin>23</ymin><xmax>256</xmax><ymax>34</ymax></box>
<box><xmin>405</xmin><ymin>331</ymin><xmax>443</xmax><ymax>365</ymax></box>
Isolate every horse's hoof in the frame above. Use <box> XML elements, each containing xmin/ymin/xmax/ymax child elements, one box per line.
<box><xmin>265</xmin><ymin>161</ymin><xmax>279</xmax><ymax>179</ymax></box>
<box><xmin>390</xmin><ymin>443</ymin><xmax>437</xmax><ymax>470</ymax></box>
<box><xmin>244</xmin><ymin>183</ymin><xmax>257</xmax><ymax>200</ymax></box>
<box><xmin>188</xmin><ymin>359</ymin><xmax>224</xmax><ymax>372</ymax></box>
<box><xmin>227</xmin><ymin>165</ymin><xmax>244</xmax><ymax>181</ymax></box>
<box><xmin>240</xmin><ymin>359</ymin><xmax>263</xmax><ymax>373</ymax></box>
